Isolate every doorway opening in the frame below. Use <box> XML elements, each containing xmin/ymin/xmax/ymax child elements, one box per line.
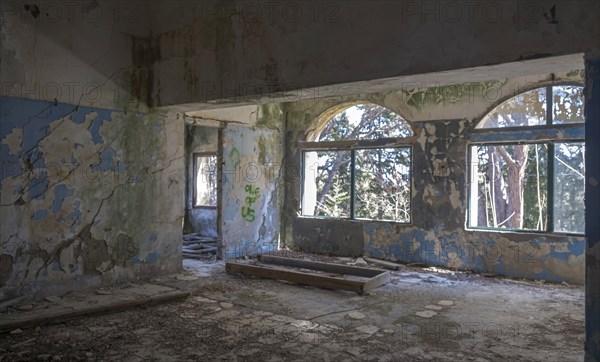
<box><xmin>183</xmin><ymin>124</ymin><xmax>221</xmax><ymax>260</ymax></box>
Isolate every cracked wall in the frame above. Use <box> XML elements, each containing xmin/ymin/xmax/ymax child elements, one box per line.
<box><xmin>221</xmin><ymin>122</ymin><xmax>283</xmax><ymax>259</ymax></box>
<box><xmin>0</xmin><ymin>97</ymin><xmax>184</xmax><ymax>301</ymax></box>
<box><xmin>283</xmin><ymin>71</ymin><xmax>586</xmax><ymax>284</ymax></box>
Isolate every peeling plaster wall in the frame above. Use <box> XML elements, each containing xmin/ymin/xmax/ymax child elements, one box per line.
<box><xmin>0</xmin><ymin>97</ymin><xmax>184</xmax><ymax>301</ymax></box>
<box><xmin>283</xmin><ymin>72</ymin><xmax>586</xmax><ymax>284</ymax></box>
<box><xmin>184</xmin><ymin>125</ymin><xmax>218</xmax><ymax>237</ymax></box>
<box><xmin>221</xmin><ymin>124</ymin><xmax>283</xmax><ymax>259</ymax></box>
<box><xmin>0</xmin><ymin>1</ymin><xmax>186</xmax><ymax>301</ymax></box>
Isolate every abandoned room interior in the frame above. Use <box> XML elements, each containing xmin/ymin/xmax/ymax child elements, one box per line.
<box><xmin>1</xmin><ymin>1</ymin><xmax>599</xmax><ymax>361</ymax></box>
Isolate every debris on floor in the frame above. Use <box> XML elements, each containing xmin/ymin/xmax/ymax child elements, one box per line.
<box><xmin>0</xmin><ymin>255</ymin><xmax>585</xmax><ymax>361</ymax></box>
<box><xmin>182</xmin><ymin>233</ymin><xmax>219</xmax><ymax>259</ymax></box>
<box><xmin>0</xmin><ymin>284</ymin><xmax>189</xmax><ymax>334</ymax></box>
<box><xmin>226</xmin><ymin>254</ymin><xmax>390</xmax><ymax>294</ymax></box>
<box><xmin>0</xmin><ymin>256</ymin><xmax>585</xmax><ymax>361</ymax></box>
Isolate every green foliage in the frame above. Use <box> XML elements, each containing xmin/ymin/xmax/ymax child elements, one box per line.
<box><xmin>308</xmin><ymin>104</ymin><xmax>412</xmax><ymax>221</ymax></box>
<box><xmin>472</xmin><ymin>85</ymin><xmax>585</xmax><ymax>234</ymax></box>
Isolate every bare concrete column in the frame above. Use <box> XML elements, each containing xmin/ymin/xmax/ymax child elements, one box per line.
<box><xmin>585</xmin><ymin>56</ymin><xmax>600</xmax><ymax>362</ymax></box>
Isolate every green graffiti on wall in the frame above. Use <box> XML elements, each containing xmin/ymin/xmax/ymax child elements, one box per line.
<box><xmin>241</xmin><ymin>184</ymin><xmax>260</xmax><ymax>222</ymax></box>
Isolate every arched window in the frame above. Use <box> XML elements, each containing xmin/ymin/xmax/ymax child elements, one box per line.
<box><xmin>468</xmin><ymin>85</ymin><xmax>585</xmax><ymax>234</ymax></box>
<box><xmin>301</xmin><ymin>103</ymin><xmax>413</xmax><ymax>222</ymax></box>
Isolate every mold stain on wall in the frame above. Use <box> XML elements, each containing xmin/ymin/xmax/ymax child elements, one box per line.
<box><xmin>282</xmin><ymin>71</ymin><xmax>586</xmax><ymax>284</ymax></box>
<box><xmin>0</xmin><ymin>97</ymin><xmax>184</xmax><ymax>301</ymax></box>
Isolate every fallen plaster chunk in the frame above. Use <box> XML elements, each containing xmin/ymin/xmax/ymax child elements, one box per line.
<box><xmin>175</xmin><ymin>274</ymin><xmax>198</xmax><ymax>281</ymax></box>
<box><xmin>10</xmin><ymin>328</ymin><xmax>23</xmax><ymax>334</ymax></box>
<box><xmin>356</xmin><ymin>325</ymin><xmax>379</xmax><ymax>334</ymax></box>
<box><xmin>194</xmin><ymin>297</ymin><xmax>217</xmax><ymax>303</ymax></box>
<box><xmin>424</xmin><ymin>305</ymin><xmax>443</xmax><ymax>310</ymax></box>
<box><xmin>16</xmin><ymin>304</ymin><xmax>34</xmax><ymax>311</ymax></box>
<box><xmin>220</xmin><ymin>302</ymin><xmax>233</xmax><ymax>309</ymax></box>
<box><xmin>253</xmin><ymin>310</ymin><xmax>274</xmax><ymax>316</ymax></box>
<box><xmin>383</xmin><ymin>329</ymin><xmax>394</xmax><ymax>334</ymax></box>
<box><xmin>347</xmin><ymin>311</ymin><xmax>366</xmax><ymax>320</ymax></box>
<box><xmin>44</xmin><ymin>296</ymin><xmax>62</xmax><ymax>303</ymax></box>
<box><xmin>415</xmin><ymin>310</ymin><xmax>437</xmax><ymax>318</ymax></box>
<box><xmin>353</xmin><ymin>257</ymin><xmax>368</xmax><ymax>265</ymax></box>
<box><xmin>438</xmin><ymin>300</ymin><xmax>454</xmax><ymax>306</ymax></box>
<box><xmin>269</xmin><ymin>314</ymin><xmax>296</xmax><ymax>323</ymax></box>
<box><xmin>291</xmin><ymin>320</ymin><xmax>318</xmax><ymax>329</ymax></box>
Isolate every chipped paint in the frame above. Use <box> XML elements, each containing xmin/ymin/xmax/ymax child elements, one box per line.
<box><xmin>221</xmin><ymin>124</ymin><xmax>283</xmax><ymax>259</ymax></box>
<box><xmin>282</xmin><ymin>73</ymin><xmax>586</xmax><ymax>285</ymax></box>
<box><xmin>0</xmin><ymin>97</ymin><xmax>184</xmax><ymax>301</ymax></box>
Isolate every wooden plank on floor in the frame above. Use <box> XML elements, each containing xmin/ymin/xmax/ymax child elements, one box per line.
<box><xmin>182</xmin><ymin>247</ymin><xmax>217</xmax><ymax>254</ymax></box>
<box><xmin>226</xmin><ymin>261</ymin><xmax>367</xmax><ymax>294</ymax></box>
<box><xmin>259</xmin><ymin>255</ymin><xmax>383</xmax><ymax>278</ymax></box>
<box><xmin>363</xmin><ymin>270</ymin><xmax>391</xmax><ymax>293</ymax></box>
<box><xmin>0</xmin><ymin>291</ymin><xmax>190</xmax><ymax>334</ymax></box>
<box><xmin>184</xmin><ymin>244</ymin><xmax>217</xmax><ymax>250</ymax></box>
<box><xmin>364</xmin><ymin>257</ymin><xmax>402</xmax><ymax>271</ymax></box>
<box><xmin>183</xmin><ymin>239</ymin><xmax>218</xmax><ymax>245</ymax></box>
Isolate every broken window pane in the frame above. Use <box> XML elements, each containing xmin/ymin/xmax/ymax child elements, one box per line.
<box><xmin>302</xmin><ymin>150</ymin><xmax>351</xmax><ymax>218</ymax></box>
<box><xmin>553</xmin><ymin>85</ymin><xmax>585</xmax><ymax>124</ymax></box>
<box><xmin>470</xmin><ymin>85</ymin><xmax>585</xmax><ymax>234</ymax></box>
<box><xmin>553</xmin><ymin>142</ymin><xmax>585</xmax><ymax>233</ymax></box>
<box><xmin>355</xmin><ymin>148</ymin><xmax>411</xmax><ymax>222</ymax></box>
<box><xmin>318</xmin><ymin>104</ymin><xmax>413</xmax><ymax>141</ymax></box>
<box><xmin>194</xmin><ymin>155</ymin><xmax>217</xmax><ymax>207</ymax></box>
<box><xmin>478</xmin><ymin>87</ymin><xmax>547</xmax><ymax>128</ymax></box>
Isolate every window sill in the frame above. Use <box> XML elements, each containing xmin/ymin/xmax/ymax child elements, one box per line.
<box><xmin>465</xmin><ymin>227</ymin><xmax>584</xmax><ymax>238</ymax></box>
<box><xmin>297</xmin><ymin>215</ymin><xmax>412</xmax><ymax>225</ymax></box>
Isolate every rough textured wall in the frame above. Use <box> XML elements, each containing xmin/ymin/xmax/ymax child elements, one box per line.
<box><xmin>584</xmin><ymin>57</ymin><xmax>600</xmax><ymax>361</ymax></box>
<box><xmin>1</xmin><ymin>1</ymin><xmax>151</xmax><ymax>110</ymax></box>
<box><xmin>148</xmin><ymin>0</ymin><xmax>599</xmax><ymax>107</ymax></box>
<box><xmin>283</xmin><ymin>72</ymin><xmax>585</xmax><ymax>284</ymax></box>
<box><xmin>184</xmin><ymin>125</ymin><xmax>218</xmax><ymax>236</ymax></box>
<box><xmin>0</xmin><ymin>97</ymin><xmax>184</xmax><ymax>302</ymax></box>
<box><xmin>221</xmin><ymin>124</ymin><xmax>283</xmax><ymax>259</ymax></box>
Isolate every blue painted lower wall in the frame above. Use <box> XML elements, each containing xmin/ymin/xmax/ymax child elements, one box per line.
<box><xmin>287</xmin><ymin>117</ymin><xmax>586</xmax><ymax>284</ymax></box>
<box><xmin>0</xmin><ymin>97</ymin><xmax>184</xmax><ymax>302</ymax></box>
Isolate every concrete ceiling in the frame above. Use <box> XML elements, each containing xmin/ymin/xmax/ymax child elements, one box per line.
<box><xmin>166</xmin><ymin>53</ymin><xmax>584</xmax><ymax>117</ymax></box>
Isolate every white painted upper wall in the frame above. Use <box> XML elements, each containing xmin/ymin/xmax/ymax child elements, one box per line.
<box><xmin>1</xmin><ymin>0</ymin><xmax>151</xmax><ymax>110</ymax></box>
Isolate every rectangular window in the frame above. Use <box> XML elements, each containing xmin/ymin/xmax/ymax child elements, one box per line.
<box><xmin>302</xmin><ymin>150</ymin><xmax>352</xmax><ymax>218</ymax></box>
<box><xmin>468</xmin><ymin>142</ymin><xmax>584</xmax><ymax>234</ymax></box>
<box><xmin>302</xmin><ymin>147</ymin><xmax>411</xmax><ymax>222</ymax></box>
<box><xmin>553</xmin><ymin>142</ymin><xmax>585</xmax><ymax>233</ymax></box>
<box><xmin>355</xmin><ymin>148</ymin><xmax>411</xmax><ymax>222</ymax></box>
<box><xmin>194</xmin><ymin>154</ymin><xmax>217</xmax><ymax>208</ymax></box>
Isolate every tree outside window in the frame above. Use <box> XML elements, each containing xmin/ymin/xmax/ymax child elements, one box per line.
<box><xmin>468</xmin><ymin>85</ymin><xmax>585</xmax><ymax>234</ymax></box>
<box><xmin>194</xmin><ymin>154</ymin><xmax>217</xmax><ymax>208</ymax></box>
<box><xmin>301</xmin><ymin>103</ymin><xmax>413</xmax><ymax>222</ymax></box>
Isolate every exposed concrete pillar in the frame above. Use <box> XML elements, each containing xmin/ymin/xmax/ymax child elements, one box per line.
<box><xmin>585</xmin><ymin>56</ymin><xmax>600</xmax><ymax>362</ymax></box>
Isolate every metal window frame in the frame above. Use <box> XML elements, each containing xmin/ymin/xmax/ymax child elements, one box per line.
<box><xmin>300</xmin><ymin>144</ymin><xmax>413</xmax><ymax>223</ymax></box>
<box><xmin>467</xmin><ymin>84</ymin><xmax>585</xmax><ymax>235</ymax></box>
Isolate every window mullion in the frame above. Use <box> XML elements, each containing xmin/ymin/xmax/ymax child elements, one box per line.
<box><xmin>547</xmin><ymin>144</ymin><xmax>555</xmax><ymax>232</ymax></box>
<box><xmin>546</xmin><ymin>86</ymin><xmax>554</xmax><ymax>232</ymax></box>
<box><xmin>350</xmin><ymin>149</ymin><xmax>356</xmax><ymax>219</ymax></box>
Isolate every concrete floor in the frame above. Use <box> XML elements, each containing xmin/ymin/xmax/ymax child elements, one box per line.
<box><xmin>0</xmin><ymin>257</ymin><xmax>584</xmax><ymax>361</ymax></box>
